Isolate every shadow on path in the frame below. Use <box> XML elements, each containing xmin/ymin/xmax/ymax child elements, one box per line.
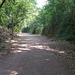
<box><xmin>0</xmin><ymin>33</ymin><xmax>74</xmax><ymax>75</ymax></box>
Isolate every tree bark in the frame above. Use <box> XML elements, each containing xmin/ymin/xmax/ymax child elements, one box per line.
<box><xmin>0</xmin><ymin>0</ymin><xmax>6</xmax><ymax>9</ymax></box>
<box><xmin>12</xmin><ymin>18</ymin><xmax>14</xmax><ymax>40</ymax></box>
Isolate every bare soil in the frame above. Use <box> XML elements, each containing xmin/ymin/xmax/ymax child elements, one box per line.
<box><xmin>0</xmin><ymin>33</ymin><xmax>75</xmax><ymax>75</ymax></box>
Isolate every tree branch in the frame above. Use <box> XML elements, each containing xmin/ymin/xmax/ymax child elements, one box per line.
<box><xmin>0</xmin><ymin>0</ymin><xmax>5</xmax><ymax>9</ymax></box>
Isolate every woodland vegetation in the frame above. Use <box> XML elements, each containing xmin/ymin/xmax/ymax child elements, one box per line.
<box><xmin>0</xmin><ymin>0</ymin><xmax>75</xmax><ymax>44</ymax></box>
<box><xmin>0</xmin><ymin>0</ymin><xmax>75</xmax><ymax>41</ymax></box>
<box><xmin>0</xmin><ymin>0</ymin><xmax>75</xmax><ymax>73</ymax></box>
<box><xmin>28</xmin><ymin>0</ymin><xmax>75</xmax><ymax>41</ymax></box>
<box><xmin>0</xmin><ymin>0</ymin><xmax>36</xmax><ymax>31</ymax></box>
<box><xmin>0</xmin><ymin>0</ymin><xmax>37</xmax><ymax>52</ymax></box>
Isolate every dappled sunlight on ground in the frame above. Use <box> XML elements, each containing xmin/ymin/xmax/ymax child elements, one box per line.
<box><xmin>17</xmin><ymin>33</ymin><xmax>40</xmax><ymax>36</ymax></box>
<box><xmin>10</xmin><ymin>71</ymin><xmax>18</xmax><ymax>75</ymax></box>
<box><xmin>0</xmin><ymin>33</ymin><xmax>75</xmax><ymax>75</ymax></box>
<box><xmin>10</xmin><ymin>34</ymin><xmax>65</xmax><ymax>55</ymax></box>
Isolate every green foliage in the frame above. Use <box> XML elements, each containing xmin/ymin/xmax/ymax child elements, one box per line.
<box><xmin>28</xmin><ymin>0</ymin><xmax>75</xmax><ymax>41</ymax></box>
<box><xmin>0</xmin><ymin>0</ymin><xmax>36</xmax><ymax>32</ymax></box>
<box><xmin>0</xmin><ymin>0</ymin><xmax>75</xmax><ymax>41</ymax></box>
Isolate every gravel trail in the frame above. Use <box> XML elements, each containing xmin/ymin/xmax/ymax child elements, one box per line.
<box><xmin>0</xmin><ymin>33</ymin><xmax>72</xmax><ymax>75</ymax></box>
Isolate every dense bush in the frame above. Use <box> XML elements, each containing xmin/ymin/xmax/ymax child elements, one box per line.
<box><xmin>29</xmin><ymin>0</ymin><xmax>75</xmax><ymax>40</ymax></box>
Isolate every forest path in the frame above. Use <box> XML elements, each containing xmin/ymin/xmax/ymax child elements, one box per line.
<box><xmin>0</xmin><ymin>33</ymin><xmax>72</xmax><ymax>75</ymax></box>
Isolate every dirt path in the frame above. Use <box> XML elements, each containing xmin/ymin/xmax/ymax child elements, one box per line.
<box><xmin>0</xmin><ymin>33</ymin><xmax>73</xmax><ymax>75</ymax></box>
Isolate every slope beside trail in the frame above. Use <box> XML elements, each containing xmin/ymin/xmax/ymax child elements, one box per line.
<box><xmin>0</xmin><ymin>33</ymin><xmax>74</xmax><ymax>75</ymax></box>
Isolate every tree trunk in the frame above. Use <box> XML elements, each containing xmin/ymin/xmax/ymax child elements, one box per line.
<box><xmin>11</xmin><ymin>18</ymin><xmax>14</xmax><ymax>40</ymax></box>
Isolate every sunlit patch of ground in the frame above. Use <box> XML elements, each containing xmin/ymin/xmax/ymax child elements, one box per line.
<box><xmin>10</xmin><ymin>34</ymin><xmax>66</xmax><ymax>55</ymax></box>
<box><xmin>0</xmin><ymin>33</ymin><xmax>75</xmax><ymax>75</ymax></box>
<box><xmin>10</xmin><ymin>33</ymin><xmax>75</xmax><ymax>74</ymax></box>
<box><xmin>10</xmin><ymin>71</ymin><xmax>18</xmax><ymax>75</ymax></box>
